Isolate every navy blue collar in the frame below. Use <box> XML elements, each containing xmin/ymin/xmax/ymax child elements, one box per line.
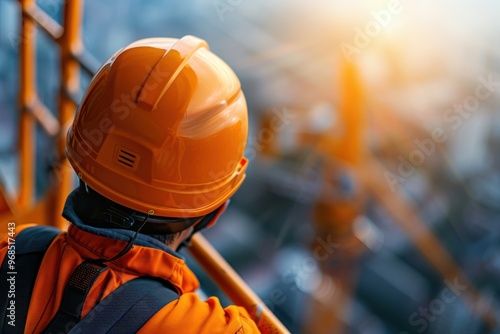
<box><xmin>62</xmin><ymin>188</ymin><xmax>183</xmax><ymax>259</ymax></box>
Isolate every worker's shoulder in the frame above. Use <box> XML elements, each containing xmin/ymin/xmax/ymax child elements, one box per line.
<box><xmin>139</xmin><ymin>292</ymin><xmax>260</xmax><ymax>334</ymax></box>
<box><xmin>0</xmin><ymin>223</ymin><xmax>38</xmax><ymax>242</ymax></box>
<box><xmin>0</xmin><ymin>223</ymin><xmax>58</xmax><ymax>258</ymax></box>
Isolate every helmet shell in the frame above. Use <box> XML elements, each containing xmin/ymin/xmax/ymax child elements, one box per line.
<box><xmin>67</xmin><ymin>36</ymin><xmax>248</xmax><ymax>218</ymax></box>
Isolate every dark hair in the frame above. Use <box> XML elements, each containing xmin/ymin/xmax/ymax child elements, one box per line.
<box><xmin>145</xmin><ymin>232</ymin><xmax>180</xmax><ymax>246</ymax></box>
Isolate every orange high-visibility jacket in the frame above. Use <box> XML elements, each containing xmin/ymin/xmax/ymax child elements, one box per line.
<box><xmin>0</xmin><ymin>194</ymin><xmax>262</xmax><ymax>333</ymax></box>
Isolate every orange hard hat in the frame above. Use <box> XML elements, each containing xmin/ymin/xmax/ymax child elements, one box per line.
<box><xmin>66</xmin><ymin>35</ymin><xmax>248</xmax><ymax>218</ymax></box>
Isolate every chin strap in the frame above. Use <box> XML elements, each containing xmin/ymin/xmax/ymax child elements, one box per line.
<box><xmin>75</xmin><ymin>181</ymin><xmax>202</xmax><ymax>235</ymax></box>
<box><xmin>103</xmin><ymin>213</ymin><xmax>150</xmax><ymax>263</ymax></box>
<box><xmin>75</xmin><ymin>181</ymin><xmax>229</xmax><ymax>253</ymax></box>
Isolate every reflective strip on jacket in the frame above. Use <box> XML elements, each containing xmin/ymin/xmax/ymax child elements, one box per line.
<box><xmin>0</xmin><ymin>190</ymin><xmax>261</xmax><ymax>333</ymax></box>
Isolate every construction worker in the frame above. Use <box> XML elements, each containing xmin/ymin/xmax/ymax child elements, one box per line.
<box><xmin>0</xmin><ymin>36</ymin><xmax>262</xmax><ymax>333</ymax></box>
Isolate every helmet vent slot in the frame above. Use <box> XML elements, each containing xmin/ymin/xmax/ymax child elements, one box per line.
<box><xmin>117</xmin><ymin>150</ymin><xmax>136</xmax><ymax>168</ymax></box>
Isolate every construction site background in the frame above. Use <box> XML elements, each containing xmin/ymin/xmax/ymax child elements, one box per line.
<box><xmin>1</xmin><ymin>1</ymin><xmax>500</xmax><ymax>333</ymax></box>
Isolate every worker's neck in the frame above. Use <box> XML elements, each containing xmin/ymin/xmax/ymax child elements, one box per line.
<box><xmin>168</xmin><ymin>227</ymin><xmax>193</xmax><ymax>251</ymax></box>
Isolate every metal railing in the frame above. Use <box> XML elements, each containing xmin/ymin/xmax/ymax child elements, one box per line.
<box><xmin>17</xmin><ymin>0</ymin><xmax>100</xmax><ymax>228</ymax></box>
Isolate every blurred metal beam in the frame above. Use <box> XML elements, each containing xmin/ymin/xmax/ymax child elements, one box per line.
<box><xmin>362</xmin><ymin>153</ymin><xmax>498</xmax><ymax>329</ymax></box>
<box><xmin>24</xmin><ymin>3</ymin><xmax>64</xmax><ymax>41</ymax></box>
<box><xmin>26</xmin><ymin>99</ymin><xmax>60</xmax><ymax>137</ymax></box>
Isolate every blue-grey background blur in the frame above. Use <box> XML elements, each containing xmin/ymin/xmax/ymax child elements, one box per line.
<box><xmin>1</xmin><ymin>1</ymin><xmax>500</xmax><ymax>333</ymax></box>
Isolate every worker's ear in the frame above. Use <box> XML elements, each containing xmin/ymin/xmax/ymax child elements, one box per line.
<box><xmin>178</xmin><ymin>201</ymin><xmax>229</xmax><ymax>250</ymax></box>
<box><xmin>194</xmin><ymin>200</ymin><xmax>229</xmax><ymax>232</ymax></box>
<box><xmin>206</xmin><ymin>200</ymin><xmax>229</xmax><ymax>228</ymax></box>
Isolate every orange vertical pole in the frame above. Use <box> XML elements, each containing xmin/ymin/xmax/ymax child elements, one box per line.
<box><xmin>334</xmin><ymin>60</ymin><xmax>364</xmax><ymax>166</ymax></box>
<box><xmin>304</xmin><ymin>58</ymin><xmax>365</xmax><ymax>334</ymax></box>
<box><xmin>18</xmin><ymin>0</ymin><xmax>36</xmax><ymax>208</ymax></box>
<box><xmin>51</xmin><ymin>0</ymin><xmax>83</xmax><ymax>228</ymax></box>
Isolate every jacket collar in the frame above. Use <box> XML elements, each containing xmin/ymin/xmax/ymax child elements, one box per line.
<box><xmin>62</xmin><ymin>188</ymin><xmax>200</xmax><ymax>293</ymax></box>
